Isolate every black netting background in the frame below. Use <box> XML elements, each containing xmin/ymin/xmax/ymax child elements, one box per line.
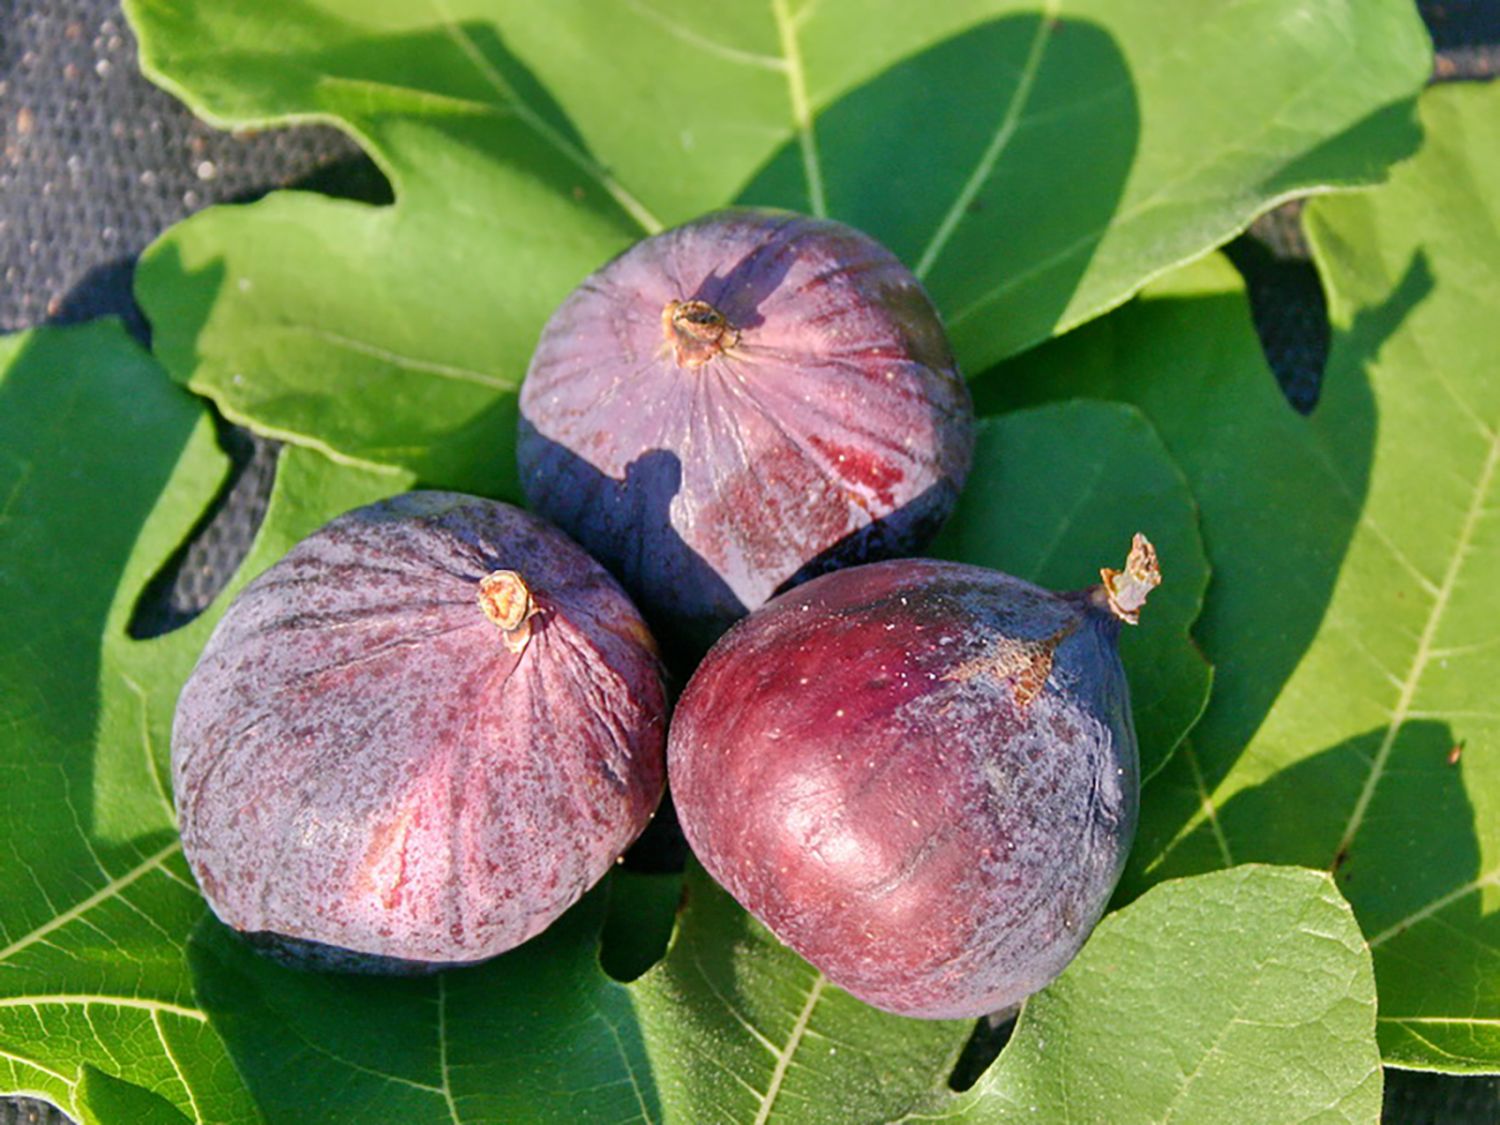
<box><xmin>2</xmin><ymin>0</ymin><xmax>1498</xmax><ymax>1121</ymax></box>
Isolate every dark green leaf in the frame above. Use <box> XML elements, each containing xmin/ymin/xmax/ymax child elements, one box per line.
<box><xmin>0</xmin><ymin>329</ymin><xmax>971</xmax><ymax>1123</ymax></box>
<box><xmin>633</xmin><ymin>867</ymin><xmax>970</xmax><ymax>1123</ymax></box>
<box><xmin>187</xmin><ymin>863</ymin><xmax>970</xmax><ymax>1124</ymax></box>
<box><xmin>74</xmin><ymin>1066</ymin><xmax>194</xmax><ymax>1125</ymax></box>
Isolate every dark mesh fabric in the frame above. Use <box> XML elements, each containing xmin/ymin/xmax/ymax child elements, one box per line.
<box><xmin>1</xmin><ymin>0</ymin><xmax>388</xmax><ymax>637</ymax></box>
<box><xmin>1</xmin><ymin>0</ymin><xmax>1497</xmax><ymax>1121</ymax></box>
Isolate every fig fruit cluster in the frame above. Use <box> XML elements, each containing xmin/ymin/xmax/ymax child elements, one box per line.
<box><xmin>173</xmin><ymin>208</ymin><xmax>1158</xmax><ymax>1020</ymax></box>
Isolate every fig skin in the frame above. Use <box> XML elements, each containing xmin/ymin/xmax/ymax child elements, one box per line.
<box><xmin>172</xmin><ymin>492</ymin><xmax>667</xmax><ymax>972</ymax></box>
<box><xmin>668</xmin><ymin>540</ymin><xmax>1159</xmax><ymax>1018</ymax></box>
<box><xmin>517</xmin><ymin>207</ymin><xmax>974</xmax><ymax>661</ymax></box>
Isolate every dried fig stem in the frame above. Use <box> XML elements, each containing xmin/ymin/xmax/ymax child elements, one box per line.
<box><xmin>1098</xmin><ymin>533</ymin><xmax>1161</xmax><ymax>625</ymax></box>
<box><xmin>663</xmin><ymin>299</ymin><xmax>739</xmax><ymax>368</ymax></box>
<box><xmin>478</xmin><ymin>570</ymin><xmax>538</xmax><ymax>652</ymax></box>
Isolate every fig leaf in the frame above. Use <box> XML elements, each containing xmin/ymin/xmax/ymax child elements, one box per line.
<box><xmin>932</xmin><ymin>401</ymin><xmax>1211</xmax><ymax>782</ymax></box>
<box><xmin>913</xmin><ymin>866</ymin><xmax>1381</xmax><ymax>1122</ymax></box>
<box><xmin>125</xmin><ymin>0</ymin><xmax>1428</xmax><ymax>492</ymax></box>
<box><xmin>0</xmin><ymin>321</ymin><xmax>412</xmax><ymax>1122</ymax></box>
<box><xmin>978</xmin><ymin>83</ymin><xmax>1500</xmax><ymax>1072</ymax></box>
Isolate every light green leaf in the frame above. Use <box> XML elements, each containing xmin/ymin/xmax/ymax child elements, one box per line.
<box><xmin>0</xmin><ymin>321</ymin><xmax>413</xmax><ymax>1121</ymax></box>
<box><xmin>126</xmin><ymin>0</ymin><xmax>1429</xmax><ymax>489</ymax></box>
<box><xmin>1301</xmin><ymin>82</ymin><xmax>1500</xmax><ymax>1075</ymax></box>
<box><xmin>975</xmin><ymin>83</ymin><xmax>1500</xmax><ymax>1072</ymax></box>
<box><xmin>914</xmin><ymin>867</ymin><xmax>1382</xmax><ymax>1123</ymax></box>
<box><xmin>932</xmin><ymin>401</ymin><xmax>1210</xmax><ymax>781</ymax></box>
<box><xmin>0</xmin><ymin>321</ymin><xmax>250</xmax><ymax>1124</ymax></box>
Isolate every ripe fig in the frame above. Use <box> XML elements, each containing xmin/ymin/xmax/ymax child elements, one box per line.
<box><xmin>172</xmin><ymin>492</ymin><xmax>667</xmax><ymax>972</ymax></box>
<box><xmin>518</xmin><ymin>207</ymin><xmax>974</xmax><ymax>660</ymax></box>
<box><xmin>668</xmin><ymin>536</ymin><xmax>1160</xmax><ymax>1018</ymax></box>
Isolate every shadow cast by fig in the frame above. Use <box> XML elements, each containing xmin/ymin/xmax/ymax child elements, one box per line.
<box><xmin>737</xmin><ymin>13</ymin><xmax>1140</xmax><ymax>365</ymax></box>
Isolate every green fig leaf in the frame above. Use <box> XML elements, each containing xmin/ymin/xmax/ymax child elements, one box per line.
<box><xmin>0</xmin><ymin>321</ymin><xmax>250</xmax><ymax>1124</ymax></box>
<box><xmin>0</xmin><ymin>321</ymin><xmax>413</xmax><ymax>1122</ymax></box>
<box><xmin>912</xmin><ymin>866</ymin><xmax>1381</xmax><ymax>1122</ymax></box>
<box><xmin>976</xmin><ymin>82</ymin><xmax>1500</xmax><ymax>1072</ymax></box>
<box><xmin>126</xmin><ymin>0</ymin><xmax>1428</xmax><ymax>490</ymax></box>
<box><xmin>933</xmin><ymin>401</ymin><xmax>1211</xmax><ymax>781</ymax></box>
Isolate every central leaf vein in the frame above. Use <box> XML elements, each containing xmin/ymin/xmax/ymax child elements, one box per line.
<box><xmin>771</xmin><ymin>0</ymin><xmax>825</xmax><ymax>218</ymax></box>
<box><xmin>0</xmin><ymin>841</ymin><xmax>183</xmax><ymax>967</ymax></box>
<box><xmin>754</xmin><ymin>972</ymin><xmax>826</xmax><ymax>1125</ymax></box>
<box><xmin>914</xmin><ymin>0</ymin><xmax>1060</xmax><ymax>280</ymax></box>
<box><xmin>437</xmin><ymin>974</ymin><xmax>461</xmax><ymax>1125</ymax></box>
<box><xmin>1335</xmin><ymin>417</ymin><xmax>1500</xmax><ymax>863</ymax></box>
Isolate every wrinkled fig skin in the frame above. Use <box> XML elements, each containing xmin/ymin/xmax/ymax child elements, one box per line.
<box><xmin>518</xmin><ymin>208</ymin><xmax>974</xmax><ymax>661</ymax></box>
<box><xmin>669</xmin><ymin>560</ymin><xmax>1140</xmax><ymax>1019</ymax></box>
<box><xmin>172</xmin><ymin>493</ymin><xmax>667</xmax><ymax>972</ymax></box>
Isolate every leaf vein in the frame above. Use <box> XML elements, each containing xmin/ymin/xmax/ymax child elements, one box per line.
<box><xmin>436</xmin><ymin>974</ymin><xmax>461</xmax><ymax>1125</ymax></box>
<box><xmin>0</xmin><ymin>841</ymin><xmax>183</xmax><ymax>966</ymax></box>
<box><xmin>152</xmin><ymin>1007</ymin><xmax>202</xmax><ymax>1124</ymax></box>
<box><xmin>1334</xmin><ymin>418</ymin><xmax>1500</xmax><ymax>862</ymax></box>
<box><xmin>429</xmin><ymin>0</ymin><xmax>663</xmax><ymax>233</ymax></box>
<box><xmin>621</xmin><ymin>0</ymin><xmax>785</xmax><ymax>71</ymax></box>
<box><xmin>914</xmin><ymin>0</ymin><xmax>1059</xmax><ymax>280</ymax></box>
<box><xmin>1367</xmin><ymin>866</ymin><xmax>1500</xmax><ymax>948</ymax></box>
<box><xmin>753</xmin><ymin>972</ymin><xmax>826</xmax><ymax>1125</ymax></box>
<box><xmin>0</xmin><ymin>1045</ymin><xmax>75</xmax><ymax>1091</ymax></box>
<box><xmin>770</xmin><ymin>0</ymin><xmax>825</xmax><ymax>217</ymax></box>
<box><xmin>0</xmin><ymin>995</ymin><xmax>206</xmax><ymax>1022</ymax></box>
<box><xmin>273</xmin><ymin>324</ymin><xmax>512</xmax><ymax>391</ymax></box>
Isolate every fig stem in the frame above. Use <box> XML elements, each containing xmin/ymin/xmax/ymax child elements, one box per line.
<box><xmin>1098</xmin><ymin>533</ymin><xmax>1161</xmax><ymax>625</ymax></box>
<box><xmin>663</xmin><ymin>299</ymin><xmax>739</xmax><ymax>368</ymax></box>
<box><xmin>478</xmin><ymin>570</ymin><xmax>538</xmax><ymax>653</ymax></box>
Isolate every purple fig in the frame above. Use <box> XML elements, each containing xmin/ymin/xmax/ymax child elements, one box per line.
<box><xmin>518</xmin><ymin>207</ymin><xmax>974</xmax><ymax>659</ymax></box>
<box><xmin>172</xmin><ymin>493</ymin><xmax>666</xmax><ymax>972</ymax></box>
<box><xmin>668</xmin><ymin>536</ymin><xmax>1161</xmax><ymax>1018</ymax></box>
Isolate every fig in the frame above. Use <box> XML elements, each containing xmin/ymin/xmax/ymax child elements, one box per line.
<box><xmin>172</xmin><ymin>492</ymin><xmax>667</xmax><ymax>972</ymax></box>
<box><xmin>517</xmin><ymin>207</ymin><xmax>974</xmax><ymax>659</ymax></box>
<box><xmin>668</xmin><ymin>536</ymin><xmax>1160</xmax><ymax>1018</ymax></box>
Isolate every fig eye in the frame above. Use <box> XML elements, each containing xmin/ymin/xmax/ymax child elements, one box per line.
<box><xmin>663</xmin><ymin>298</ymin><xmax>739</xmax><ymax>368</ymax></box>
<box><xmin>477</xmin><ymin>569</ymin><xmax>539</xmax><ymax>653</ymax></box>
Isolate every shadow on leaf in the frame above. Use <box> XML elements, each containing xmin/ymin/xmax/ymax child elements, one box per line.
<box><xmin>187</xmin><ymin>879</ymin><xmax>663</xmax><ymax>1124</ymax></box>
<box><xmin>738</xmin><ymin>13</ymin><xmax>1139</xmax><ymax>368</ymax></box>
